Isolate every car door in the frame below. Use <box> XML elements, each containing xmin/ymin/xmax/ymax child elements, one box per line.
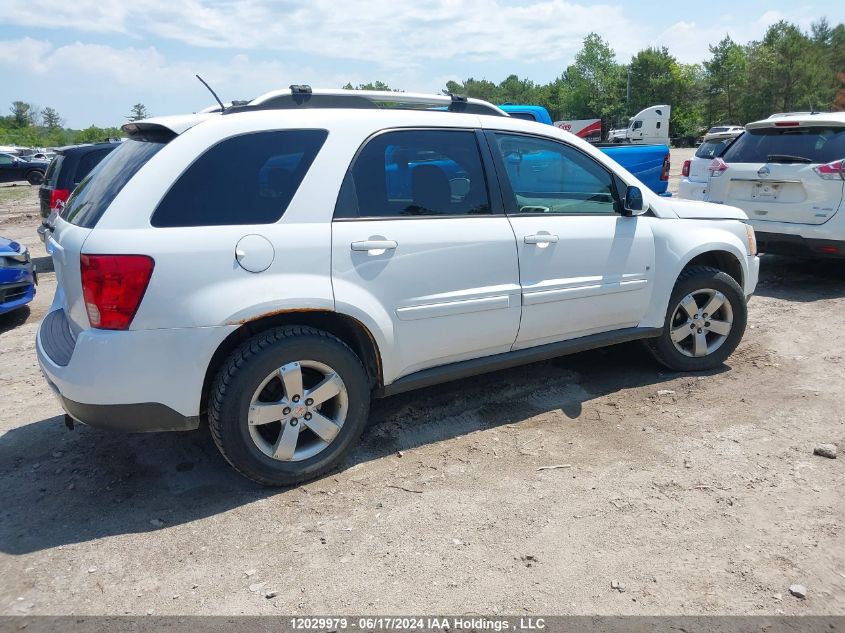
<box><xmin>484</xmin><ymin>131</ymin><xmax>655</xmax><ymax>349</ymax></box>
<box><xmin>331</xmin><ymin>128</ymin><xmax>522</xmax><ymax>381</ymax></box>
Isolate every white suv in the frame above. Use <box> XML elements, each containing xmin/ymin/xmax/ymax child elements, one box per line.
<box><xmin>706</xmin><ymin>112</ymin><xmax>845</xmax><ymax>258</ymax></box>
<box><xmin>37</xmin><ymin>88</ymin><xmax>760</xmax><ymax>485</ymax></box>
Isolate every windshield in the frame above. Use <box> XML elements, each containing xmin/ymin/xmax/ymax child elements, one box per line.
<box><xmin>722</xmin><ymin>126</ymin><xmax>845</xmax><ymax>164</ymax></box>
<box><xmin>64</xmin><ymin>139</ymin><xmax>166</xmax><ymax>228</ymax></box>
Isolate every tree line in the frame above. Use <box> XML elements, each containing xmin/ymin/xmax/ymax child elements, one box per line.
<box><xmin>0</xmin><ymin>103</ymin><xmax>150</xmax><ymax>148</ymax></box>
<box><xmin>3</xmin><ymin>18</ymin><xmax>843</xmax><ymax>148</ymax></box>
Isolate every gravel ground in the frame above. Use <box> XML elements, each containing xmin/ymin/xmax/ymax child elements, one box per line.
<box><xmin>0</xmin><ymin>152</ymin><xmax>843</xmax><ymax>615</ymax></box>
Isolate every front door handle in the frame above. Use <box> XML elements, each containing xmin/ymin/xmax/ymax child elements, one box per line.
<box><xmin>524</xmin><ymin>234</ymin><xmax>559</xmax><ymax>245</ymax></box>
<box><xmin>351</xmin><ymin>239</ymin><xmax>398</xmax><ymax>254</ymax></box>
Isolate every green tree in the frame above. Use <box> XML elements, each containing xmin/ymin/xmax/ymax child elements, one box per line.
<box><xmin>444</xmin><ymin>78</ymin><xmax>499</xmax><ymax>102</ymax></box>
<box><xmin>342</xmin><ymin>81</ymin><xmax>398</xmax><ymax>91</ymax></box>
<box><xmin>127</xmin><ymin>103</ymin><xmax>150</xmax><ymax>121</ymax></box>
<box><xmin>9</xmin><ymin>101</ymin><xmax>37</xmax><ymax>128</ymax></box>
<box><xmin>41</xmin><ymin>107</ymin><xmax>63</xmax><ymax>130</ymax></box>
<box><xmin>558</xmin><ymin>33</ymin><xmax>625</xmax><ymax>129</ymax></box>
<box><xmin>704</xmin><ymin>36</ymin><xmax>748</xmax><ymax>123</ymax></box>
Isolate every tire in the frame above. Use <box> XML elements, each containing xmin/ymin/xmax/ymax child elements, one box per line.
<box><xmin>208</xmin><ymin>326</ymin><xmax>371</xmax><ymax>486</ymax></box>
<box><xmin>645</xmin><ymin>265</ymin><xmax>747</xmax><ymax>372</ymax></box>
<box><xmin>26</xmin><ymin>170</ymin><xmax>44</xmax><ymax>185</ymax></box>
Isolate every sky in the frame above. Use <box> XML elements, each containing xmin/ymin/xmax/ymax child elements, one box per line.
<box><xmin>0</xmin><ymin>0</ymin><xmax>841</xmax><ymax>129</ymax></box>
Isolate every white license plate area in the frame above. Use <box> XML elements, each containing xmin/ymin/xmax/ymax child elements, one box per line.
<box><xmin>752</xmin><ymin>182</ymin><xmax>781</xmax><ymax>200</ymax></box>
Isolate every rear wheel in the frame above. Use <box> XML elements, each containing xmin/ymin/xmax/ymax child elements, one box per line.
<box><xmin>26</xmin><ymin>170</ymin><xmax>44</xmax><ymax>185</ymax></box>
<box><xmin>208</xmin><ymin>326</ymin><xmax>371</xmax><ymax>486</ymax></box>
<box><xmin>646</xmin><ymin>266</ymin><xmax>747</xmax><ymax>371</ymax></box>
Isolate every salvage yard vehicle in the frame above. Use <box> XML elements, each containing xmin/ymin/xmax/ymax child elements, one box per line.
<box><xmin>679</xmin><ymin>131</ymin><xmax>743</xmax><ymax>201</ymax></box>
<box><xmin>0</xmin><ymin>152</ymin><xmax>48</xmax><ymax>185</ymax></box>
<box><xmin>705</xmin><ymin>112</ymin><xmax>845</xmax><ymax>258</ymax></box>
<box><xmin>37</xmin><ymin>141</ymin><xmax>120</xmax><ymax>245</ymax></box>
<box><xmin>37</xmin><ymin>88</ymin><xmax>759</xmax><ymax>486</ymax></box>
<box><xmin>0</xmin><ymin>237</ymin><xmax>36</xmax><ymax>315</ymax></box>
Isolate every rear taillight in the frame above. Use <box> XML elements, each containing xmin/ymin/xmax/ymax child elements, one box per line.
<box><xmin>80</xmin><ymin>254</ymin><xmax>154</xmax><ymax>330</ymax></box>
<box><xmin>661</xmin><ymin>154</ymin><xmax>670</xmax><ymax>181</ymax></box>
<box><xmin>49</xmin><ymin>188</ymin><xmax>70</xmax><ymax>212</ymax></box>
<box><xmin>708</xmin><ymin>157</ymin><xmax>729</xmax><ymax>177</ymax></box>
<box><xmin>813</xmin><ymin>159</ymin><xmax>845</xmax><ymax>180</ymax></box>
<box><xmin>681</xmin><ymin>159</ymin><xmax>691</xmax><ymax>177</ymax></box>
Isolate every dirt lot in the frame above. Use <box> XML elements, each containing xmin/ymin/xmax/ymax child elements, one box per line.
<box><xmin>1</xmin><ymin>153</ymin><xmax>843</xmax><ymax>616</ymax></box>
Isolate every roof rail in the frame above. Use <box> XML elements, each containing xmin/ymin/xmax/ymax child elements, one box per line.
<box><xmin>223</xmin><ymin>87</ymin><xmax>507</xmax><ymax>117</ymax></box>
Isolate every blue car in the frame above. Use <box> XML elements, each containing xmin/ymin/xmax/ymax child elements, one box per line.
<box><xmin>0</xmin><ymin>236</ymin><xmax>36</xmax><ymax>315</ymax></box>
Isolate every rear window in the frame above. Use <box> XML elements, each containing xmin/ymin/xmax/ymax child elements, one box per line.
<box><xmin>43</xmin><ymin>155</ymin><xmax>63</xmax><ymax>188</ymax></box>
<box><xmin>152</xmin><ymin>130</ymin><xmax>327</xmax><ymax>227</ymax></box>
<box><xmin>722</xmin><ymin>126</ymin><xmax>845</xmax><ymax>164</ymax></box>
<box><xmin>64</xmin><ymin>140</ymin><xmax>166</xmax><ymax>228</ymax></box>
<box><xmin>508</xmin><ymin>112</ymin><xmax>538</xmax><ymax>122</ymax></box>
<box><xmin>695</xmin><ymin>139</ymin><xmax>732</xmax><ymax>159</ymax></box>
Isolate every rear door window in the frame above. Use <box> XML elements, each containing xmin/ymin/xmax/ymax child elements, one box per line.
<box><xmin>334</xmin><ymin>129</ymin><xmax>491</xmax><ymax>218</ymax></box>
<box><xmin>152</xmin><ymin>130</ymin><xmax>327</xmax><ymax>227</ymax></box>
<box><xmin>65</xmin><ymin>140</ymin><xmax>166</xmax><ymax>228</ymax></box>
<box><xmin>722</xmin><ymin>126</ymin><xmax>845</xmax><ymax>164</ymax></box>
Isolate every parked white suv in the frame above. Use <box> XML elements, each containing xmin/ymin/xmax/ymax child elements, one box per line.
<box><xmin>706</xmin><ymin>112</ymin><xmax>845</xmax><ymax>258</ymax></box>
<box><xmin>37</xmin><ymin>88</ymin><xmax>760</xmax><ymax>485</ymax></box>
<box><xmin>679</xmin><ymin>133</ymin><xmax>742</xmax><ymax>201</ymax></box>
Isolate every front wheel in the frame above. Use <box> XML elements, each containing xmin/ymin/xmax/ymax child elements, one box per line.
<box><xmin>646</xmin><ymin>266</ymin><xmax>747</xmax><ymax>371</ymax></box>
<box><xmin>208</xmin><ymin>326</ymin><xmax>371</xmax><ymax>486</ymax></box>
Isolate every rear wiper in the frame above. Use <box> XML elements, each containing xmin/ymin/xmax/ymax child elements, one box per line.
<box><xmin>766</xmin><ymin>154</ymin><xmax>812</xmax><ymax>164</ymax></box>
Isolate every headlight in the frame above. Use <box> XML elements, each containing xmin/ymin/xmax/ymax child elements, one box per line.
<box><xmin>2</xmin><ymin>248</ymin><xmax>30</xmax><ymax>265</ymax></box>
<box><xmin>745</xmin><ymin>224</ymin><xmax>757</xmax><ymax>256</ymax></box>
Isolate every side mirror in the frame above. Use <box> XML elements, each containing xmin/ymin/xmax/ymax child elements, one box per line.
<box><xmin>623</xmin><ymin>185</ymin><xmax>645</xmax><ymax>216</ymax></box>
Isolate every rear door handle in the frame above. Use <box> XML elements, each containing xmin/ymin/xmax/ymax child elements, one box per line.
<box><xmin>351</xmin><ymin>240</ymin><xmax>398</xmax><ymax>253</ymax></box>
<box><xmin>524</xmin><ymin>234</ymin><xmax>559</xmax><ymax>245</ymax></box>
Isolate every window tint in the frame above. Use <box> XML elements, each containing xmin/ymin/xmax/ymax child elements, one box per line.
<box><xmin>65</xmin><ymin>140</ymin><xmax>166</xmax><ymax>228</ymax></box>
<box><xmin>75</xmin><ymin>149</ymin><xmax>113</xmax><ymax>185</ymax></box>
<box><xmin>695</xmin><ymin>139</ymin><xmax>732</xmax><ymax>159</ymax></box>
<box><xmin>0</xmin><ymin>154</ymin><xmax>13</xmax><ymax>165</ymax></box>
<box><xmin>722</xmin><ymin>126</ymin><xmax>845</xmax><ymax>164</ymax></box>
<box><xmin>152</xmin><ymin>130</ymin><xmax>327</xmax><ymax>228</ymax></box>
<box><xmin>336</xmin><ymin>130</ymin><xmax>491</xmax><ymax>218</ymax></box>
<box><xmin>492</xmin><ymin>133</ymin><xmax>618</xmax><ymax>215</ymax></box>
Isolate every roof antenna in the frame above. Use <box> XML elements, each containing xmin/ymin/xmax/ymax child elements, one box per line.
<box><xmin>196</xmin><ymin>74</ymin><xmax>225</xmax><ymax>112</ymax></box>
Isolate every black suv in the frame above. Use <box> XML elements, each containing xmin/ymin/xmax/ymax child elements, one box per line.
<box><xmin>38</xmin><ymin>142</ymin><xmax>119</xmax><ymax>219</ymax></box>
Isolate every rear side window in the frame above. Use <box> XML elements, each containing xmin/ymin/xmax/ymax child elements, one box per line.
<box><xmin>44</xmin><ymin>155</ymin><xmax>64</xmax><ymax>187</ymax></box>
<box><xmin>334</xmin><ymin>129</ymin><xmax>491</xmax><ymax>219</ymax></box>
<box><xmin>65</xmin><ymin>140</ymin><xmax>165</xmax><ymax>228</ymax></box>
<box><xmin>722</xmin><ymin>126</ymin><xmax>845</xmax><ymax>164</ymax></box>
<box><xmin>152</xmin><ymin>130</ymin><xmax>327</xmax><ymax>228</ymax></box>
<box><xmin>695</xmin><ymin>139</ymin><xmax>732</xmax><ymax>159</ymax></box>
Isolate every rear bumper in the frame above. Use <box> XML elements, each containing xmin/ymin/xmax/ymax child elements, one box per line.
<box><xmin>36</xmin><ymin>309</ymin><xmax>236</xmax><ymax>431</ymax></box>
<box><xmin>755</xmin><ymin>232</ymin><xmax>845</xmax><ymax>259</ymax></box>
<box><xmin>678</xmin><ymin>178</ymin><xmax>707</xmax><ymax>201</ymax></box>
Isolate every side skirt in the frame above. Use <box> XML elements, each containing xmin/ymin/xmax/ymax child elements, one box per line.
<box><xmin>378</xmin><ymin>326</ymin><xmax>663</xmax><ymax>398</ymax></box>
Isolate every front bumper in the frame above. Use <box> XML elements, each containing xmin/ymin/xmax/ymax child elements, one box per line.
<box><xmin>36</xmin><ymin>309</ymin><xmax>236</xmax><ymax>431</ymax></box>
<box><xmin>0</xmin><ymin>264</ymin><xmax>36</xmax><ymax>315</ymax></box>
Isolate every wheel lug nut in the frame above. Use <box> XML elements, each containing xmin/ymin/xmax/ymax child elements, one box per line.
<box><xmin>292</xmin><ymin>395</ymin><xmax>300</xmax><ymax>403</ymax></box>
<box><xmin>703</xmin><ymin>313</ymin><xmax>708</xmax><ymax>319</ymax></box>
<box><xmin>283</xmin><ymin>407</ymin><xmax>291</xmax><ymax>415</ymax></box>
<box><xmin>305</xmin><ymin>398</ymin><xmax>313</xmax><ymax>406</ymax></box>
<box><xmin>705</xmin><ymin>321</ymin><xmax>711</xmax><ymax>327</ymax></box>
<box><xmin>697</xmin><ymin>328</ymin><xmax>703</xmax><ymax>334</ymax></box>
<box><xmin>694</xmin><ymin>314</ymin><xmax>699</xmax><ymax>320</ymax></box>
<box><xmin>304</xmin><ymin>413</ymin><xmax>312</xmax><ymax>421</ymax></box>
<box><xmin>690</xmin><ymin>323</ymin><xmax>695</xmax><ymax>329</ymax></box>
<box><xmin>290</xmin><ymin>418</ymin><xmax>298</xmax><ymax>426</ymax></box>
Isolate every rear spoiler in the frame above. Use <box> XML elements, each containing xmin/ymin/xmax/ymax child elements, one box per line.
<box><xmin>121</xmin><ymin>113</ymin><xmax>218</xmax><ymax>140</ymax></box>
